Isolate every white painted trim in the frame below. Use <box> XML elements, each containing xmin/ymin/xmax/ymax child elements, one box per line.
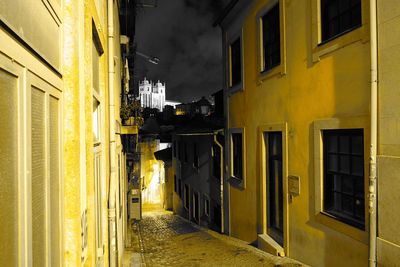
<box><xmin>228</xmin><ymin>127</ymin><xmax>246</xmax><ymax>189</ymax></box>
<box><xmin>258</xmin><ymin>123</ymin><xmax>289</xmax><ymax>256</ymax></box>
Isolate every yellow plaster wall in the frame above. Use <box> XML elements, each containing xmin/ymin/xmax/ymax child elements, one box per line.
<box><xmin>63</xmin><ymin>0</ymin><xmax>113</xmax><ymax>266</ymax></box>
<box><xmin>228</xmin><ymin>0</ymin><xmax>370</xmax><ymax>266</ymax></box>
<box><xmin>377</xmin><ymin>0</ymin><xmax>400</xmax><ymax>264</ymax></box>
<box><xmin>63</xmin><ymin>0</ymin><xmax>84</xmax><ymax>265</ymax></box>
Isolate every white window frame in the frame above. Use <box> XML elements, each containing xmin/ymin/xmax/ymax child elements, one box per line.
<box><xmin>92</xmin><ymin>34</ymin><xmax>105</xmax><ymax>265</ymax></box>
<box><xmin>229</xmin><ymin>128</ymin><xmax>246</xmax><ymax>189</ymax></box>
<box><xmin>226</xmin><ymin>27</ymin><xmax>245</xmax><ymax>95</ymax></box>
<box><xmin>313</xmin><ymin>117</ymin><xmax>369</xmax><ymax>243</ymax></box>
<box><xmin>311</xmin><ymin>0</ymin><xmax>370</xmax><ymax>62</ymax></box>
<box><xmin>256</xmin><ymin>0</ymin><xmax>287</xmax><ymax>81</ymax></box>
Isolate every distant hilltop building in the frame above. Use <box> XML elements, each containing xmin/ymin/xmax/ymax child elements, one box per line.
<box><xmin>139</xmin><ymin>78</ymin><xmax>166</xmax><ymax>111</ymax></box>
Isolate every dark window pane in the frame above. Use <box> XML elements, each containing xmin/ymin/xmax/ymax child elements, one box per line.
<box><xmin>193</xmin><ymin>143</ymin><xmax>199</xmax><ymax>168</ymax></box>
<box><xmin>342</xmin><ymin>176</ymin><xmax>354</xmax><ymax>195</ymax></box>
<box><xmin>327</xmin><ymin>154</ymin><xmax>338</xmax><ymax>172</ymax></box>
<box><xmin>339</xmin><ymin>135</ymin><xmax>350</xmax><ymax>153</ymax></box>
<box><xmin>355</xmin><ymin>198</ymin><xmax>364</xmax><ymax>218</ymax></box>
<box><xmin>262</xmin><ymin>3</ymin><xmax>281</xmax><ymax>72</ymax></box>
<box><xmin>339</xmin><ymin>155</ymin><xmax>350</xmax><ymax>174</ymax></box>
<box><xmin>213</xmin><ymin>145</ymin><xmax>221</xmax><ymax>180</ymax></box>
<box><xmin>232</xmin><ymin>133</ymin><xmax>243</xmax><ymax>180</ymax></box>
<box><xmin>333</xmin><ymin>175</ymin><xmax>341</xmax><ymax>192</ymax></box>
<box><xmin>342</xmin><ymin>194</ymin><xmax>354</xmax><ymax>215</ymax></box>
<box><xmin>327</xmin><ymin>135</ymin><xmax>338</xmax><ymax>152</ymax></box>
<box><xmin>323</xmin><ymin>129</ymin><xmax>364</xmax><ymax>229</ymax></box>
<box><xmin>230</xmin><ymin>38</ymin><xmax>241</xmax><ymax>87</ymax></box>
<box><xmin>351</xmin><ymin>156</ymin><xmax>364</xmax><ymax>176</ymax></box>
<box><xmin>352</xmin><ymin>135</ymin><xmax>363</xmax><ymax>155</ymax></box>
<box><xmin>333</xmin><ymin>192</ymin><xmax>342</xmax><ymax>210</ymax></box>
<box><xmin>321</xmin><ymin>0</ymin><xmax>362</xmax><ymax>42</ymax></box>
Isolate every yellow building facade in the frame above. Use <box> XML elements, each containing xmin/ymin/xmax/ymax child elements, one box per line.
<box><xmin>218</xmin><ymin>0</ymin><xmax>381</xmax><ymax>266</ymax></box>
<box><xmin>0</xmin><ymin>0</ymin><xmax>129</xmax><ymax>266</ymax></box>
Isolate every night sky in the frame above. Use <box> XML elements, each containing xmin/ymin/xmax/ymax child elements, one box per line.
<box><xmin>135</xmin><ymin>0</ymin><xmax>229</xmax><ymax>103</ymax></box>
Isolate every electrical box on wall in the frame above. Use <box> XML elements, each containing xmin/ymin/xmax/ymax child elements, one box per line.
<box><xmin>129</xmin><ymin>189</ymin><xmax>142</xmax><ymax>220</ymax></box>
<box><xmin>288</xmin><ymin>175</ymin><xmax>300</xmax><ymax>197</ymax></box>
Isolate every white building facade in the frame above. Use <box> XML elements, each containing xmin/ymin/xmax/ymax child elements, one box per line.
<box><xmin>139</xmin><ymin>78</ymin><xmax>166</xmax><ymax>111</ymax></box>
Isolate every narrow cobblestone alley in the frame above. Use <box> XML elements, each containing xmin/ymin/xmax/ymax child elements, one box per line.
<box><xmin>123</xmin><ymin>205</ymin><xmax>303</xmax><ymax>267</ymax></box>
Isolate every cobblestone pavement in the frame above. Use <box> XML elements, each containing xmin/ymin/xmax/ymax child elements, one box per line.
<box><xmin>123</xmin><ymin>205</ymin><xmax>303</xmax><ymax>267</ymax></box>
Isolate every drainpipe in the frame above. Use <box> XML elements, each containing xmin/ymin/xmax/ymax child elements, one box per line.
<box><xmin>107</xmin><ymin>0</ymin><xmax>117</xmax><ymax>266</ymax></box>
<box><xmin>369</xmin><ymin>0</ymin><xmax>378</xmax><ymax>266</ymax></box>
<box><xmin>214</xmin><ymin>133</ymin><xmax>224</xmax><ymax>233</ymax></box>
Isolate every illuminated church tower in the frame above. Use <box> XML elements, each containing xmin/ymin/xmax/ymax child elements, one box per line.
<box><xmin>139</xmin><ymin>78</ymin><xmax>166</xmax><ymax>111</ymax></box>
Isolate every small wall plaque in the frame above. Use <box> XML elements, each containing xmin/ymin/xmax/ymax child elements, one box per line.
<box><xmin>288</xmin><ymin>175</ymin><xmax>300</xmax><ymax>196</ymax></box>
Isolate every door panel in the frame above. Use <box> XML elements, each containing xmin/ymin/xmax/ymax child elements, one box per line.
<box><xmin>266</xmin><ymin>132</ymin><xmax>283</xmax><ymax>246</ymax></box>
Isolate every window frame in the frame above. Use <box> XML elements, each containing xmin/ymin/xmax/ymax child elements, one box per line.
<box><xmin>204</xmin><ymin>195</ymin><xmax>210</xmax><ymax>217</ymax></box>
<box><xmin>320</xmin><ymin>0</ymin><xmax>362</xmax><ymax>44</ymax></box>
<box><xmin>311</xmin><ymin>0</ymin><xmax>369</xmax><ymax>62</ymax></box>
<box><xmin>229</xmin><ymin>128</ymin><xmax>246</xmax><ymax>189</ymax></box>
<box><xmin>256</xmin><ymin>0</ymin><xmax>286</xmax><ymax>82</ymax></box>
<box><xmin>229</xmin><ymin>37</ymin><xmax>242</xmax><ymax>89</ymax></box>
<box><xmin>193</xmin><ymin>142</ymin><xmax>199</xmax><ymax>170</ymax></box>
<box><xmin>212</xmin><ymin>144</ymin><xmax>222</xmax><ymax>180</ymax></box>
<box><xmin>184</xmin><ymin>184</ymin><xmax>190</xmax><ymax>210</ymax></box>
<box><xmin>226</xmin><ymin>28</ymin><xmax>244</xmax><ymax>95</ymax></box>
<box><xmin>322</xmin><ymin>128</ymin><xmax>365</xmax><ymax>229</ymax></box>
<box><xmin>313</xmin><ymin>117</ymin><xmax>369</xmax><ymax>243</ymax></box>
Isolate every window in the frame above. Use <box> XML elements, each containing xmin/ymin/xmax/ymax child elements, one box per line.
<box><xmin>212</xmin><ymin>144</ymin><xmax>221</xmax><ymax>180</ymax></box>
<box><xmin>184</xmin><ymin>184</ymin><xmax>190</xmax><ymax>210</ymax></box>
<box><xmin>92</xmin><ymin>38</ymin><xmax>104</xmax><ymax>262</ymax></box>
<box><xmin>193</xmin><ymin>142</ymin><xmax>199</xmax><ymax>169</ymax></box>
<box><xmin>174</xmin><ymin>175</ymin><xmax>177</xmax><ymax>193</ymax></box>
<box><xmin>178</xmin><ymin>141</ymin><xmax>185</xmax><ymax>161</ymax></box>
<box><xmin>229</xmin><ymin>38</ymin><xmax>241</xmax><ymax>87</ymax></box>
<box><xmin>323</xmin><ymin>129</ymin><xmax>365</xmax><ymax>229</ymax></box>
<box><xmin>178</xmin><ymin>179</ymin><xmax>182</xmax><ymax>198</ymax></box>
<box><xmin>184</xmin><ymin>142</ymin><xmax>188</xmax><ymax>163</ymax></box>
<box><xmin>192</xmin><ymin>191</ymin><xmax>200</xmax><ymax>223</ymax></box>
<box><xmin>231</xmin><ymin>133</ymin><xmax>243</xmax><ymax>180</ymax></box>
<box><xmin>261</xmin><ymin>2</ymin><xmax>280</xmax><ymax>72</ymax></box>
<box><xmin>204</xmin><ymin>197</ymin><xmax>210</xmax><ymax>217</ymax></box>
<box><xmin>321</xmin><ymin>0</ymin><xmax>362</xmax><ymax>42</ymax></box>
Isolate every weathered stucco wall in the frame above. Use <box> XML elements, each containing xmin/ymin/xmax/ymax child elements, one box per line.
<box><xmin>377</xmin><ymin>1</ymin><xmax>400</xmax><ymax>265</ymax></box>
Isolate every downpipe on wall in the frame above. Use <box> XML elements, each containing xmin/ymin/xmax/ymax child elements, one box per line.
<box><xmin>214</xmin><ymin>132</ymin><xmax>224</xmax><ymax>234</ymax></box>
<box><xmin>107</xmin><ymin>0</ymin><xmax>117</xmax><ymax>266</ymax></box>
<box><xmin>369</xmin><ymin>0</ymin><xmax>378</xmax><ymax>266</ymax></box>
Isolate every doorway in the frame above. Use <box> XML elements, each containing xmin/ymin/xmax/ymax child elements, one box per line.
<box><xmin>265</xmin><ymin>132</ymin><xmax>283</xmax><ymax>246</ymax></box>
<box><xmin>259</xmin><ymin>123</ymin><xmax>288</xmax><ymax>255</ymax></box>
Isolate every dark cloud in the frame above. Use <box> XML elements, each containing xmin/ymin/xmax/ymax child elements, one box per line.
<box><xmin>134</xmin><ymin>0</ymin><xmax>229</xmax><ymax>103</ymax></box>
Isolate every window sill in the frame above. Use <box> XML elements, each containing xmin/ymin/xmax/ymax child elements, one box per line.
<box><xmin>315</xmin><ymin>212</ymin><xmax>368</xmax><ymax>244</ymax></box>
<box><xmin>257</xmin><ymin>63</ymin><xmax>285</xmax><ymax>85</ymax></box>
<box><xmin>227</xmin><ymin>82</ymin><xmax>243</xmax><ymax>96</ymax></box>
<box><xmin>312</xmin><ymin>25</ymin><xmax>369</xmax><ymax>63</ymax></box>
<box><xmin>228</xmin><ymin>176</ymin><xmax>245</xmax><ymax>190</ymax></box>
